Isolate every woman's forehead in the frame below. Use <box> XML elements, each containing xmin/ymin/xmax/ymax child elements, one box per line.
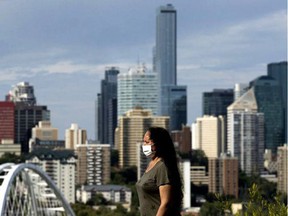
<box><xmin>144</xmin><ymin>131</ymin><xmax>151</xmax><ymax>139</ymax></box>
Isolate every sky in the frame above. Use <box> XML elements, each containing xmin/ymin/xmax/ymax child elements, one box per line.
<box><xmin>0</xmin><ymin>0</ymin><xmax>286</xmax><ymax>140</ymax></box>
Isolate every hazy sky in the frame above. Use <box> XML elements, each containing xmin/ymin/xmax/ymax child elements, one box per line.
<box><xmin>0</xmin><ymin>0</ymin><xmax>286</xmax><ymax>140</ymax></box>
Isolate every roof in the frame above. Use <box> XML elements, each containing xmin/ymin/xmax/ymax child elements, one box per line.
<box><xmin>82</xmin><ymin>184</ymin><xmax>131</xmax><ymax>192</ymax></box>
<box><xmin>27</xmin><ymin>148</ymin><xmax>76</xmax><ymax>160</ymax></box>
<box><xmin>228</xmin><ymin>88</ymin><xmax>258</xmax><ymax>111</ymax></box>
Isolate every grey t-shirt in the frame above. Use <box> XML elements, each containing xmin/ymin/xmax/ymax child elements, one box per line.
<box><xmin>136</xmin><ymin>160</ymin><xmax>180</xmax><ymax>216</ymax></box>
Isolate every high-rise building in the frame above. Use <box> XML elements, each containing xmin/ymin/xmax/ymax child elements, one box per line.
<box><xmin>155</xmin><ymin>4</ymin><xmax>177</xmax><ymax>87</ymax></box>
<box><xmin>203</xmin><ymin>89</ymin><xmax>234</xmax><ymax>117</ymax></box>
<box><xmin>227</xmin><ymin>88</ymin><xmax>264</xmax><ymax>175</ymax></box>
<box><xmin>29</xmin><ymin>121</ymin><xmax>61</xmax><ymax>151</ymax></box>
<box><xmin>250</xmin><ymin>76</ymin><xmax>284</xmax><ymax>153</ymax></box>
<box><xmin>0</xmin><ymin>101</ymin><xmax>14</xmax><ymax>142</ymax></box>
<box><xmin>26</xmin><ymin>148</ymin><xmax>76</xmax><ymax>203</ymax></box>
<box><xmin>155</xmin><ymin>4</ymin><xmax>187</xmax><ymax>130</ymax></box>
<box><xmin>115</xmin><ymin>107</ymin><xmax>169</xmax><ymax>168</ymax></box>
<box><xmin>6</xmin><ymin>82</ymin><xmax>50</xmax><ymax>153</ymax></box>
<box><xmin>76</xmin><ymin>143</ymin><xmax>110</xmax><ymax>185</ymax></box>
<box><xmin>277</xmin><ymin>144</ymin><xmax>288</xmax><ymax>194</ymax></box>
<box><xmin>209</xmin><ymin>154</ymin><xmax>238</xmax><ymax>198</ymax></box>
<box><xmin>192</xmin><ymin>115</ymin><xmax>226</xmax><ymax>158</ymax></box>
<box><xmin>168</xmin><ymin>85</ymin><xmax>187</xmax><ymax>130</ymax></box>
<box><xmin>118</xmin><ymin>64</ymin><xmax>158</xmax><ymax>117</ymax></box>
<box><xmin>31</xmin><ymin>121</ymin><xmax>58</xmax><ymax>140</ymax></box>
<box><xmin>6</xmin><ymin>82</ymin><xmax>36</xmax><ymax>105</ymax></box>
<box><xmin>14</xmin><ymin>103</ymin><xmax>50</xmax><ymax>153</ymax></box>
<box><xmin>97</xmin><ymin>67</ymin><xmax>119</xmax><ymax>146</ymax></box>
<box><xmin>65</xmin><ymin>123</ymin><xmax>87</xmax><ymax>149</ymax></box>
<box><xmin>267</xmin><ymin>61</ymin><xmax>287</xmax><ymax>143</ymax></box>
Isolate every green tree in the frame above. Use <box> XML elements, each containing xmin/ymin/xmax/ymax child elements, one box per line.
<box><xmin>218</xmin><ymin>183</ymin><xmax>287</xmax><ymax>216</ymax></box>
<box><xmin>0</xmin><ymin>152</ymin><xmax>25</xmax><ymax>164</ymax></box>
<box><xmin>190</xmin><ymin>149</ymin><xmax>208</xmax><ymax>168</ymax></box>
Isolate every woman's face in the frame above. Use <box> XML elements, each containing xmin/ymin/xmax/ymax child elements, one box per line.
<box><xmin>143</xmin><ymin>131</ymin><xmax>156</xmax><ymax>151</ymax></box>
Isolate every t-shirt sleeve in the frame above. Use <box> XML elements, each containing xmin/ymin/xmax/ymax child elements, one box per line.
<box><xmin>156</xmin><ymin>162</ymin><xmax>171</xmax><ymax>187</ymax></box>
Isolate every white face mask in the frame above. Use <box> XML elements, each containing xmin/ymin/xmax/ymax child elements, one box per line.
<box><xmin>142</xmin><ymin>144</ymin><xmax>154</xmax><ymax>157</ymax></box>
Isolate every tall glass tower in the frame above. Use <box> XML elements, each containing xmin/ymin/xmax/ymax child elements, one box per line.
<box><xmin>117</xmin><ymin>65</ymin><xmax>158</xmax><ymax>117</ymax></box>
<box><xmin>97</xmin><ymin>67</ymin><xmax>119</xmax><ymax>146</ymax></box>
<box><xmin>250</xmin><ymin>76</ymin><xmax>284</xmax><ymax>153</ymax></box>
<box><xmin>267</xmin><ymin>61</ymin><xmax>287</xmax><ymax>144</ymax></box>
<box><xmin>155</xmin><ymin>4</ymin><xmax>187</xmax><ymax>130</ymax></box>
<box><xmin>155</xmin><ymin>4</ymin><xmax>177</xmax><ymax>87</ymax></box>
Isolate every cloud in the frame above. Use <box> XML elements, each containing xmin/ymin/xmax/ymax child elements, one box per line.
<box><xmin>178</xmin><ymin>9</ymin><xmax>286</xmax><ymax>68</ymax></box>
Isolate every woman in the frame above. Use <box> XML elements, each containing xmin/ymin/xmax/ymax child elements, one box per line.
<box><xmin>136</xmin><ymin>127</ymin><xmax>183</xmax><ymax>216</ymax></box>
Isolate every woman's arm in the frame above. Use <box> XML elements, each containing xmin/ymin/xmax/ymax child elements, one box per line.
<box><xmin>156</xmin><ymin>184</ymin><xmax>172</xmax><ymax>216</ymax></box>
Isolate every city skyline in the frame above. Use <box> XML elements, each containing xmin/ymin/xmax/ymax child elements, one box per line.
<box><xmin>0</xmin><ymin>0</ymin><xmax>286</xmax><ymax>139</ymax></box>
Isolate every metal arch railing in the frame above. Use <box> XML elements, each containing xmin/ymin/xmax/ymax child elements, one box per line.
<box><xmin>0</xmin><ymin>163</ymin><xmax>75</xmax><ymax>216</ymax></box>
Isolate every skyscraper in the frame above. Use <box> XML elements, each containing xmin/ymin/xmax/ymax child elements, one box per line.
<box><xmin>227</xmin><ymin>89</ymin><xmax>264</xmax><ymax>175</ymax></box>
<box><xmin>6</xmin><ymin>82</ymin><xmax>50</xmax><ymax>153</ymax></box>
<box><xmin>6</xmin><ymin>82</ymin><xmax>36</xmax><ymax>105</ymax></box>
<box><xmin>117</xmin><ymin>64</ymin><xmax>158</xmax><ymax>117</ymax></box>
<box><xmin>267</xmin><ymin>61</ymin><xmax>287</xmax><ymax>143</ymax></box>
<box><xmin>97</xmin><ymin>67</ymin><xmax>119</xmax><ymax>146</ymax></box>
<box><xmin>250</xmin><ymin>76</ymin><xmax>284</xmax><ymax>153</ymax></box>
<box><xmin>155</xmin><ymin>4</ymin><xmax>187</xmax><ymax>130</ymax></box>
<box><xmin>155</xmin><ymin>4</ymin><xmax>177</xmax><ymax>87</ymax></box>
<box><xmin>203</xmin><ymin>89</ymin><xmax>234</xmax><ymax>117</ymax></box>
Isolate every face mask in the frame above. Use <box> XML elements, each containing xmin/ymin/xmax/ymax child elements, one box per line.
<box><xmin>142</xmin><ymin>144</ymin><xmax>154</xmax><ymax>157</ymax></box>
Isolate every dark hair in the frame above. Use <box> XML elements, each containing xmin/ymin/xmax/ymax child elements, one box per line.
<box><xmin>147</xmin><ymin>127</ymin><xmax>183</xmax><ymax>209</ymax></box>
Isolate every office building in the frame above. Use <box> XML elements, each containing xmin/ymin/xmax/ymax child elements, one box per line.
<box><xmin>6</xmin><ymin>82</ymin><xmax>36</xmax><ymax>105</ymax></box>
<box><xmin>26</xmin><ymin>148</ymin><xmax>76</xmax><ymax>203</ymax></box>
<box><xmin>227</xmin><ymin>88</ymin><xmax>264</xmax><ymax>175</ymax></box>
<box><xmin>0</xmin><ymin>101</ymin><xmax>14</xmax><ymax>142</ymax></box>
<box><xmin>14</xmin><ymin>103</ymin><xmax>50</xmax><ymax>153</ymax></box>
<box><xmin>6</xmin><ymin>82</ymin><xmax>50</xmax><ymax>153</ymax></box>
<box><xmin>65</xmin><ymin>123</ymin><xmax>87</xmax><ymax>149</ymax></box>
<box><xmin>203</xmin><ymin>89</ymin><xmax>234</xmax><ymax>117</ymax></box>
<box><xmin>209</xmin><ymin>155</ymin><xmax>238</xmax><ymax>198</ymax></box>
<box><xmin>192</xmin><ymin>115</ymin><xmax>226</xmax><ymax>158</ymax></box>
<box><xmin>118</xmin><ymin>64</ymin><xmax>158</xmax><ymax>117</ymax></box>
<box><xmin>31</xmin><ymin>121</ymin><xmax>58</xmax><ymax>140</ymax></box>
<box><xmin>96</xmin><ymin>67</ymin><xmax>119</xmax><ymax>146</ymax></box>
<box><xmin>168</xmin><ymin>85</ymin><xmax>187</xmax><ymax>130</ymax></box>
<box><xmin>29</xmin><ymin>121</ymin><xmax>62</xmax><ymax>151</ymax></box>
<box><xmin>155</xmin><ymin>4</ymin><xmax>177</xmax><ymax>87</ymax></box>
<box><xmin>76</xmin><ymin>143</ymin><xmax>110</xmax><ymax>185</ymax></box>
<box><xmin>155</xmin><ymin>4</ymin><xmax>187</xmax><ymax>130</ymax></box>
<box><xmin>250</xmin><ymin>76</ymin><xmax>284</xmax><ymax>153</ymax></box>
<box><xmin>115</xmin><ymin>107</ymin><xmax>169</xmax><ymax>168</ymax></box>
<box><xmin>277</xmin><ymin>144</ymin><xmax>288</xmax><ymax>194</ymax></box>
<box><xmin>267</xmin><ymin>61</ymin><xmax>287</xmax><ymax>143</ymax></box>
